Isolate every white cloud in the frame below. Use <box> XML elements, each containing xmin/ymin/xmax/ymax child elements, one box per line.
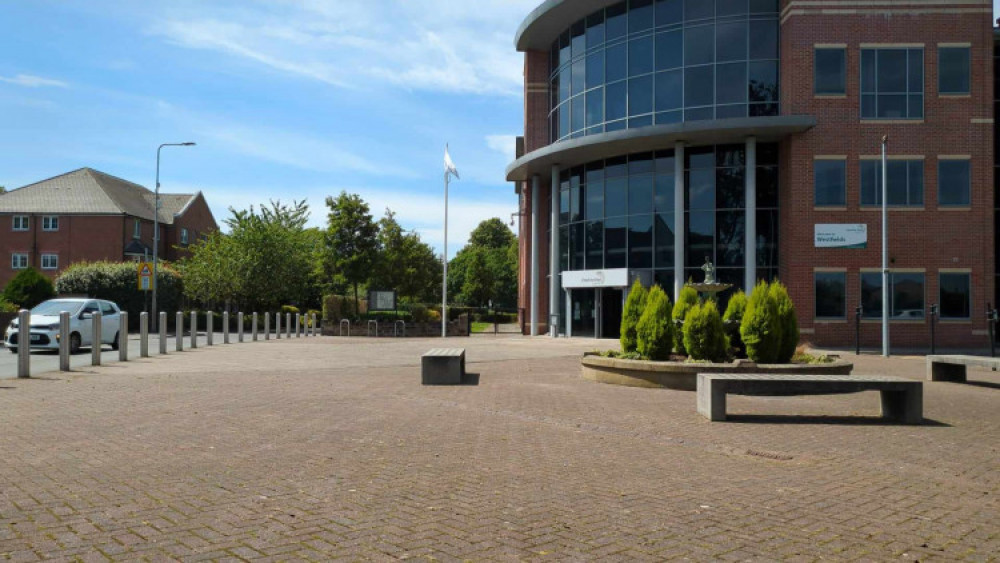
<box><xmin>147</xmin><ymin>0</ymin><xmax>537</xmax><ymax>96</ymax></box>
<box><xmin>485</xmin><ymin>134</ymin><xmax>517</xmax><ymax>163</ymax></box>
<box><xmin>0</xmin><ymin>74</ymin><xmax>68</xmax><ymax>88</ymax></box>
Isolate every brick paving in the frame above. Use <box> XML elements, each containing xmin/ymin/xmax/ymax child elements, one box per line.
<box><xmin>0</xmin><ymin>335</ymin><xmax>997</xmax><ymax>561</ymax></box>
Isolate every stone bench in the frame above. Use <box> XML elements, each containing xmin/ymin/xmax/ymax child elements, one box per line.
<box><xmin>926</xmin><ymin>355</ymin><xmax>1000</xmax><ymax>383</ymax></box>
<box><xmin>697</xmin><ymin>373</ymin><xmax>923</xmax><ymax>424</ymax></box>
<box><xmin>422</xmin><ymin>348</ymin><xmax>466</xmax><ymax>385</ymax></box>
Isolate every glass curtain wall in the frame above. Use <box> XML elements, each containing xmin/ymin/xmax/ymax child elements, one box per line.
<box><xmin>549</xmin><ymin>0</ymin><xmax>780</xmax><ymax>143</ymax></box>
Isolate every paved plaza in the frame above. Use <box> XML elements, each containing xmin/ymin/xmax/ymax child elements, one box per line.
<box><xmin>0</xmin><ymin>335</ymin><xmax>997</xmax><ymax>561</ymax></box>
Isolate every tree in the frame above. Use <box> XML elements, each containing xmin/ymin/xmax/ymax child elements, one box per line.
<box><xmin>461</xmin><ymin>248</ymin><xmax>493</xmax><ymax>307</ymax></box>
<box><xmin>2</xmin><ymin>267</ymin><xmax>56</xmax><ymax>309</ymax></box>
<box><xmin>448</xmin><ymin>218</ymin><xmax>518</xmax><ymax>308</ymax></box>
<box><xmin>0</xmin><ymin>186</ymin><xmax>6</xmax><ymax>195</ymax></box>
<box><xmin>324</xmin><ymin>192</ymin><xmax>379</xmax><ymax>314</ymax></box>
<box><xmin>468</xmin><ymin>218</ymin><xmax>516</xmax><ymax>249</ymax></box>
<box><xmin>371</xmin><ymin>210</ymin><xmax>441</xmax><ymax>303</ymax></box>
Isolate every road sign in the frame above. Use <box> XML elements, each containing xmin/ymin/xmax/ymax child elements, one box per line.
<box><xmin>138</xmin><ymin>262</ymin><xmax>153</xmax><ymax>291</ymax></box>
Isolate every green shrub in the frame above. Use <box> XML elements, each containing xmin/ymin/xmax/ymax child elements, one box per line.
<box><xmin>769</xmin><ymin>281</ymin><xmax>799</xmax><ymax>364</ymax></box>
<box><xmin>636</xmin><ymin>285</ymin><xmax>674</xmax><ymax>361</ymax></box>
<box><xmin>55</xmin><ymin>261</ymin><xmax>182</xmax><ymax>330</ymax></box>
<box><xmin>2</xmin><ymin>267</ymin><xmax>57</xmax><ymax>310</ymax></box>
<box><xmin>740</xmin><ymin>281</ymin><xmax>782</xmax><ymax>363</ymax></box>
<box><xmin>322</xmin><ymin>294</ymin><xmax>367</xmax><ymax>322</ymax></box>
<box><xmin>281</xmin><ymin>305</ymin><xmax>300</xmax><ymax>315</ymax></box>
<box><xmin>683</xmin><ymin>300</ymin><xmax>729</xmax><ymax>363</ymax></box>
<box><xmin>620</xmin><ymin>279</ymin><xmax>648</xmax><ymax>353</ymax></box>
<box><xmin>0</xmin><ymin>297</ymin><xmax>18</xmax><ymax>313</ymax></box>
<box><xmin>723</xmin><ymin>291</ymin><xmax>748</xmax><ymax>358</ymax></box>
<box><xmin>671</xmin><ymin>285</ymin><xmax>699</xmax><ymax>355</ymax></box>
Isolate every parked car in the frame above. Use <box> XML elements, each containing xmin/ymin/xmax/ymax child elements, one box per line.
<box><xmin>4</xmin><ymin>298</ymin><xmax>121</xmax><ymax>354</ymax></box>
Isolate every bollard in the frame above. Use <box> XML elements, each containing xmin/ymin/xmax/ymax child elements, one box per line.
<box><xmin>91</xmin><ymin>311</ymin><xmax>102</xmax><ymax>366</ymax></box>
<box><xmin>252</xmin><ymin>313</ymin><xmax>258</xmax><ymax>341</ymax></box>
<box><xmin>223</xmin><ymin>311</ymin><xmax>230</xmax><ymax>344</ymax></box>
<box><xmin>286</xmin><ymin>313</ymin><xmax>292</xmax><ymax>339</ymax></box>
<box><xmin>119</xmin><ymin>311</ymin><xmax>129</xmax><ymax>362</ymax></box>
<box><xmin>296</xmin><ymin>313</ymin><xmax>301</xmax><ymax>338</ymax></box>
<box><xmin>207</xmin><ymin>312</ymin><xmax>214</xmax><ymax>346</ymax></box>
<box><xmin>17</xmin><ymin>309</ymin><xmax>30</xmax><ymax>378</ymax></box>
<box><xmin>265</xmin><ymin>312</ymin><xmax>271</xmax><ymax>340</ymax></box>
<box><xmin>159</xmin><ymin>312</ymin><xmax>167</xmax><ymax>354</ymax></box>
<box><xmin>311</xmin><ymin>313</ymin><xmax>317</xmax><ymax>337</ymax></box>
<box><xmin>59</xmin><ymin>311</ymin><xmax>70</xmax><ymax>371</ymax></box>
<box><xmin>191</xmin><ymin>311</ymin><xmax>197</xmax><ymax>349</ymax></box>
<box><xmin>238</xmin><ymin>312</ymin><xmax>245</xmax><ymax>342</ymax></box>
<box><xmin>140</xmin><ymin>312</ymin><xmax>149</xmax><ymax>358</ymax></box>
<box><xmin>276</xmin><ymin>312</ymin><xmax>282</xmax><ymax>339</ymax></box>
<box><xmin>176</xmin><ymin>312</ymin><xmax>184</xmax><ymax>352</ymax></box>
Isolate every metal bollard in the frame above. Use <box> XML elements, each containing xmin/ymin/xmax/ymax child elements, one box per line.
<box><xmin>238</xmin><ymin>312</ymin><xmax>245</xmax><ymax>342</ymax></box>
<box><xmin>159</xmin><ymin>312</ymin><xmax>167</xmax><ymax>354</ymax></box>
<box><xmin>252</xmin><ymin>313</ymin><xmax>258</xmax><ymax>341</ymax></box>
<box><xmin>207</xmin><ymin>312</ymin><xmax>214</xmax><ymax>346</ymax></box>
<box><xmin>223</xmin><ymin>311</ymin><xmax>230</xmax><ymax>344</ymax></box>
<box><xmin>59</xmin><ymin>311</ymin><xmax>70</xmax><ymax>371</ymax></box>
<box><xmin>296</xmin><ymin>313</ymin><xmax>301</xmax><ymax>338</ymax></box>
<box><xmin>265</xmin><ymin>312</ymin><xmax>271</xmax><ymax>340</ymax></box>
<box><xmin>276</xmin><ymin>312</ymin><xmax>282</xmax><ymax>339</ymax></box>
<box><xmin>119</xmin><ymin>311</ymin><xmax>129</xmax><ymax>362</ymax></box>
<box><xmin>140</xmin><ymin>312</ymin><xmax>149</xmax><ymax>358</ymax></box>
<box><xmin>191</xmin><ymin>311</ymin><xmax>197</xmax><ymax>349</ymax></box>
<box><xmin>176</xmin><ymin>311</ymin><xmax>184</xmax><ymax>352</ymax></box>
<box><xmin>91</xmin><ymin>311</ymin><xmax>102</xmax><ymax>366</ymax></box>
<box><xmin>311</xmin><ymin>313</ymin><xmax>317</xmax><ymax>337</ymax></box>
<box><xmin>286</xmin><ymin>313</ymin><xmax>292</xmax><ymax>339</ymax></box>
<box><xmin>17</xmin><ymin>309</ymin><xmax>30</xmax><ymax>378</ymax></box>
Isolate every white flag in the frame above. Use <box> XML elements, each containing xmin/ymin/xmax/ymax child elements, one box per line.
<box><xmin>444</xmin><ymin>145</ymin><xmax>460</xmax><ymax>180</ymax></box>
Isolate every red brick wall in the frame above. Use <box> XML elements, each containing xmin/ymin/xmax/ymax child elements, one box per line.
<box><xmin>779</xmin><ymin>3</ymin><xmax>994</xmax><ymax>348</ymax></box>
<box><xmin>166</xmin><ymin>194</ymin><xmax>219</xmax><ymax>261</ymax></box>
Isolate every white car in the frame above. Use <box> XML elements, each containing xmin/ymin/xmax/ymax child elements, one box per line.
<box><xmin>4</xmin><ymin>298</ymin><xmax>122</xmax><ymax>354</ymax></box>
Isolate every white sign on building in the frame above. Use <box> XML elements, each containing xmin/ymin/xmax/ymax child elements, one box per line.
<box><xmin>561</xmin><ymin>268</ymin><xmax>630</xmax><ymax>289</ymax></box>
<box><xmin>814</xmin><ymin>224</ymin><xmax>868</xmax><ymax>249</ymax></box>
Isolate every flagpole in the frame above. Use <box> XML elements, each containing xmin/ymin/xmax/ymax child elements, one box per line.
<box><xmin>442</xmin><ymin>170</ymin><xmax>449</xmax><ymax>338</ymax></box>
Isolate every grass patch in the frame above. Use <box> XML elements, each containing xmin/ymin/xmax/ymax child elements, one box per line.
<box><xmin>792</xmin><ymin>353</ymin><xmax>834</xmax><ymax>364</ymax></box>
<box><xmin>471</xmin><ymin>322</ymin><xmax>492</xmax><ymax>333</ymax></box>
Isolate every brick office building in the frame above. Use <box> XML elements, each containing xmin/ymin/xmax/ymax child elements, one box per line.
<box><xmin>506</xmin><ymin>0</ymin><xmax>994</xmax><ymax>348</ymax></box>
<box><xmin>0</xmin><ymin>168</ymin><xmax>218</xmax><ymax>289</ymax></box>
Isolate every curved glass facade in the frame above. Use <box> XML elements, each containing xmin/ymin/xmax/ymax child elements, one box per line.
<box><xmin>549</xmin><ymin>0</ymin><xmax>780</xmax><ymax>143</ymax></box>
<box><xmin>558</xmin><ymin>143</ymin><xmax>779</xmax><ymax>293</ymax></box>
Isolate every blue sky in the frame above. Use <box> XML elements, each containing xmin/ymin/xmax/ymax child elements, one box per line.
<box><xmin>0</xmin><ymin>1</ymin><xmax>540</xmax><ymax>257</ymax></box>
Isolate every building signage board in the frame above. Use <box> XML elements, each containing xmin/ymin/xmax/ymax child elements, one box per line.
<box><xmin>561</xmin><ymin>268</ymin><xmax>630</xmax><ymax>289</ymax></box>
<box><xmin>368</xmin><ymin>290</ymin><xmax>397</xmax><ymax>311</ymax></box>
<box><xmin>814</xmin><ymin>224</ymin><xmax>868</xmax><ymax>249</ymax></box>
<box><xmin>137</xmin><ymin>262</ymin><xmax>153</xmax><ymax>291</ymax></box>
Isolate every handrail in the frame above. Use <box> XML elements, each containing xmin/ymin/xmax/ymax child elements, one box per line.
<box><xmin>368</xmin><ymin>320</ymin><xmax>379</xmax><ymax>338</ymax></box>
<box><xmin>339</xmin><ymin>319</ymin><xmax>350</xmax><ymax>337</ymax></box>
<box><xmin>394</xmin><ymin>320</ymin><xmax>406</xmax><ymax>337</ymax></box>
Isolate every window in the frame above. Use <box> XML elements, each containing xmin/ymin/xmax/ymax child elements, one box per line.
<box><xmin>938</xmin><ymin>159</ymin><xmax>971</xmax><ymax>206</ymax></box>
<box><xmin>12</xmin><ymin>215</ymin><xmax>28</xmax><ymax>231</ymax></box>
<box><xmin>814</xmin><ymin>48</ymin><xmax>846</xmax><ymax>95</ymax></box>
<box><xmin>860</xmin><ymin>159</ymin><xmax>923</xmax><ymax>207</ymax></box>
<box><xmin>815</xmin><ymin>272</ymin><xmax>846</xmax><ymax>319</ymax></box>
<box><xmin>42</xmin><ymin>216</ymin><xmax>59</xmax><ymax>231</ymax></box>
<box><xmin>938</xmin><ymin>46</ymin><xmax>970</xmax><ymax>95</ymax></box>
<box><xmin>861</xmin><ymin>272</ymin><xmax>925</xmax><ymax>318</ymax></box>
<box><xmin>939</xmin><ymin>272</ymin><xmax>971</xmax><ymax>319</ymax></box>
<box><xmin>861</xmin><ymin>48</ymin><xmax>924</xmax><ymax>119</ymax></box>
<box><xmin>11</xmin><ymin>253</ymin><xmax>28</xmax><ymax>269</ymax></box>
<box><xmin>41</xmin><ymin>254</ymin><xmax>58</xmax><ymax>270</ymax></box>
<box><xmin>814</xmin><ymin>160</ymin><xmax>846</xmax><ymax>206</ymax></box>
<box><xmin>134</xmin><ymin>219</ymin><xmax>142</xmax><ymax>239</ymax></box>
<box><xmin>181</xmin><ymin>228</ymin><xmax>189</xmax><ymax>245</ymax></box>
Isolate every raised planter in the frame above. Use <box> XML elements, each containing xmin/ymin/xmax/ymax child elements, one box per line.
<box><xmin>581</xmin><ymin>354</ymin><xmax>853</xmax><ymax>391</ymax></box>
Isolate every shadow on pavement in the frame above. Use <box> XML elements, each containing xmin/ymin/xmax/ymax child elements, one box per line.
<box><xmin>724</xmin><ymin>414</ymin><xmax>951</xmax><ymax>427</ymax></box>
<box><xmin>961</xmin><ymin>380</ymin><xmax>1000</xmax><ymax>391</ymax></box>
<box><xmin>461</xmin><ymin>373</ymin><xmax>481</xmax><ymax>386</ymax></box>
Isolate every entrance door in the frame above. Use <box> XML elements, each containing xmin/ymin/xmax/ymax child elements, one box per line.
<box><xmin>570</xmin><ymin>289</ymin><xmax>596</xmax><ymax>338</ymax></box>
<box><xmin>600</xmin><ymin>288</ymin><xmax>623</xmax><ymax>339</ymax></box>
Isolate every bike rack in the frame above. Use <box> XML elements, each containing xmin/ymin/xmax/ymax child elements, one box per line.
<box><xmin>367</xmin><ymin>320</ymin><xmax>379</xmax><ymax>338</ymax></box>
<box><xmin>339</xmin><ymin>319</ymin><xmax>350</xmax><ymax>337</ymax></box>
<box><xmin>394</xmin><ymin>320</ymin><xmax>406</xmax><ymax>337</ymax></box>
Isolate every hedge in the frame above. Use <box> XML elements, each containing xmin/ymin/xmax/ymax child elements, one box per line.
<box><xmin>54</xmin><ymin>261</ymin><xmax>182</xmax><ymax>329</ymax></box>
<box><xmin>620</xmin><ymin>279</ymin><xmax>648</xmax><ymax>353</ymax></box>
<box><xmin>636</xmin><ymin>285</ymin><xmax>673</xmax><ymax>361</ymax></box>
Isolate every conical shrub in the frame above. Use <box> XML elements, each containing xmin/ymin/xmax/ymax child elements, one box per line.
<box><xmin>683</xmin><ymin>299</ymin><xmax>729</xmax><ymax>363</ymax></box>
<box><xmin>723</xmin><ymin>290</ymin><xmax>748</xmax><ymax>357</ymax></box>
<box><xmin>636</xmin><ymin>285</ymin><xmax>674</xmax><ymax>361</ymax></box>
<box><xmin>740</xmin><ymin>281</ymin><xmax>782</xmax><ymax>363</ymax></box>
<box><xmin>620</xmin><ymin>279</ymin><xmax>648</xmax><ymax>353</ymax></box>
<box><xmin>671</xmin><ymin>285</ymin><xmax>699</xmax><ymax>355</ymax></box>
<box><xmin>769</xmin><ymin>280</ymin><xmax>799</xmax><ymax>363</ymax></box>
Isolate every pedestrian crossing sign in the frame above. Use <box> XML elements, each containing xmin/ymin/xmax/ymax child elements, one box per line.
<box><xmin>138</xmin><ymin>262</ymin><xmax>153</xmax><ymax>291</ymax></box>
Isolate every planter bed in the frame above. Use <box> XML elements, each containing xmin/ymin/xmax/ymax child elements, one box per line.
<box><xmin>581</xmin><ymin>354</ymin><xmax>853</xmax><ymax>391</ymax></box>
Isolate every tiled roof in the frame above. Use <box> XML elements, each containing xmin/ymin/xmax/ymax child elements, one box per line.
<box><xmin>0</xmin><ymin>168</ymin><xmax>197</xmax><ymax>225</ymax></box>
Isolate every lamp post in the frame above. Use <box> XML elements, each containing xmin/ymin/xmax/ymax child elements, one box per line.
<box><xmin>152</xmin><ymin>142</ymin><xmax>196</xmax><ymax>331</ymax></box>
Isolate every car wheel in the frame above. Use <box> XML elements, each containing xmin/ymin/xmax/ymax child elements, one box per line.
<box><xmin>69</xmin><ymin>333</ymin><xmax>82</xmax><ymax>355</ymax></box>
<box><xmin>111</xmin><ymin>332</ymin><xmax>120</xmax><ymax>351</ymax></box>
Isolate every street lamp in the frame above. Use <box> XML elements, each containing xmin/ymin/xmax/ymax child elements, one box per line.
<box><xmin>152</xmin><ymin>142</ymin><xmax>196</xmax><ymax>330</ymax></box>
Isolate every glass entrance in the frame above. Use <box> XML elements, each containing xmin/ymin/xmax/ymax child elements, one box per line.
<box><xmin>570</xmin><ymin>289</ymin><xmax>596</xmax><ymax>338</ymax></box>
<box><xmin>599</xmin><ymin>288</ymin><xmax>623</xmax><ymax>339</ymax></box>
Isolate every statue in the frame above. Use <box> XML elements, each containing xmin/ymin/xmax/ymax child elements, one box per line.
<box><xmin>701</xmin><ymin>256</ymin><xmax>716</xmax><ymax>284</ymax></box>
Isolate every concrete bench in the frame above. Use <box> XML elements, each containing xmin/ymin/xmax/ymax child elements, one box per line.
<box><xmin>697</xmin><ymin>373</ymin><xmax>923</xmax><ymax>424</ymax></box>
<box><xmin>926</xmin><ymin>355</ymin><xmax>1000</xmax><ymax>383</ymax></box>
<box><xmin>422</xmin><ymin>348</ymin><xmax>466</xmax><ymax>385</ymax></box>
